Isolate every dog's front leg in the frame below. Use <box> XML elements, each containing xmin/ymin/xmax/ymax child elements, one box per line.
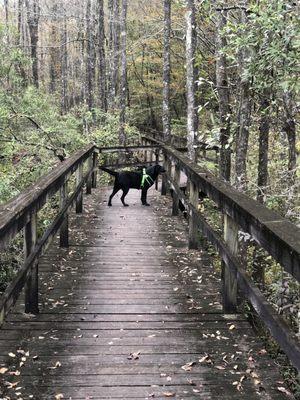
<box><xmin>141</xmin><ymin>189</ymin><xmax>150</xmax><ymax>206</ymax></box>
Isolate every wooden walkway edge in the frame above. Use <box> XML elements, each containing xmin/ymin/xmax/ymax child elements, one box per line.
<box><xmin>0</xmin><ymin>187</ymin><xmax>290</xmax><ymax>399</ymax></box>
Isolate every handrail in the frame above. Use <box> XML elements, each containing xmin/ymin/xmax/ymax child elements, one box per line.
<box><xmin>0</xmin><ymin>145</ymin><xmax>96</xmax><ymax>249</ymax></box>
<box><xmin>143</xmin><ymin>135</ymin><xmax>300</xmax><ymax>281</ymax></box>
<box><xmin>0</xmin><ymin>144</ymin><xmax>97</xmax><ymax>323</ymax></box>
<box><xmin>142</xmin><ymin>134</ymin><xmax>300</xmax><ymax>372</ymax></box>
<box><xmin>1</xmin><ymin>138</ymin><xmax>299</xmax><ymax>371</ymax></box>
<box><xmin>0</xmin><ymin>143</ymin><xmax>160</xmax><ymax>325</ymax></box>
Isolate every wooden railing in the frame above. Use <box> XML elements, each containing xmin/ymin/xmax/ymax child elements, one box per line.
<box><xmin>0</xmin><ymin>138</ymin><xmax>299</xmax><ymax>372</ymax></box>
<box><xmin>148</xmin><ymin>131</ymin><xmax>219</xmax><ymax>164</ymax></box>
<box><xmin>0</xmin><ymin>145</ymin><xmax>98</xmax><ymax>321</ymax></box>
<box><xmin>142</xmin><ymin>135</ymin><xmax>300</xmax><ymax>372</ymax></box>
<box><xmin>0</xmin><ymin>143</ymin><xmax>161</xmax><ymax>324</ymax></box>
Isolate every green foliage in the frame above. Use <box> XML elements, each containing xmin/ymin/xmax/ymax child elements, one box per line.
<box><xmin>224</xmin><ymin>1</ymin><xmax>300</xmax><ymax>94</ymax></box>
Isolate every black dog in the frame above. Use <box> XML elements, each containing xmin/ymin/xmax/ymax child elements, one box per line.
<box><xmin>100</xmin><ymin>165</ymin><xmax>165</xmax><ymax>206</ymax></box>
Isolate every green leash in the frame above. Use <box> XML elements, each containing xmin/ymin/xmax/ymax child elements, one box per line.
<box><xmin>140</xmin><ymin>168</ymin><xmax>154</xmax><ymax>189</ymax></box>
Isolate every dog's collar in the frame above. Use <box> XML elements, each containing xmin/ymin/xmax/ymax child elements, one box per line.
<box><xmin>140</xmin><ymin>168</ymin><xmax>153</xmax><ymax>188</ymax></box>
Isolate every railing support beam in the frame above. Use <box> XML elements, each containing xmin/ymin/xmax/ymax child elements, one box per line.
<box><xmin>172</xmin><ymin>164</ymin><xmax>181</xmax><ymax>216</ymax></box>
<box><xmin>60</xmin><ymin>181</ymin><xmax>69</xmax><ymax>247</ymax></box>
<box><xmin>161</xmin><ymin>152</ymin><xmax>169</xmax><ymax>195</ymax></box>
<box><xmin>76</xmin><ymin>163</ymin><xmax>83</xmax><ymax>213</ymax></box>
<box><xmin>24</xmin><ymin>213</ymin><xmax>39</xmax><ymax>314</ymax></box>
<box><xmin>92</xmin><ymin>152</ymin><xmax>98</xmax><ymax>189</ymax></box>
<box><xmin>222</xmin><ymin>214</ymin><xmax>238</xmax><ymax>313</ymax></box>
<box><xmin>188</xmin><ymin>181</ymin><xmax>199</xmax><ymax>249</ymax></box>
<box><xmin>86</xmin><ymin>156</ymin><xmax>93</xmax><ymax>195</ymax></box>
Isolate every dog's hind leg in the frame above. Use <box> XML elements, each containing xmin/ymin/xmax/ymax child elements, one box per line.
<box><xmin>141</xmin><ymin>189</ymin><xmax>150</xmax><ymax>206</ymax></box>
<box><xmin>108</xmin><ymin>185</ymin><xmax>120</xmax><ymax>206</ymax></box>
<box><xmin>121</xmin><ymin>188</ymin><xmax>129</xmax><ymax>206</ymax></box>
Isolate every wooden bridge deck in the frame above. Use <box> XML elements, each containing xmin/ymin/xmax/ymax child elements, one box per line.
<box><xmin>0</xmin><ymin>187</ymin><xmax>288</xmax><ymax>399</ymax></box>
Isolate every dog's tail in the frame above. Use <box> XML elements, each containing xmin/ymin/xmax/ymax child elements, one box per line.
<box><xmin>100</xmin><ymin>166</ymin><xmax>118</xmax><ymax>177</ymax></box>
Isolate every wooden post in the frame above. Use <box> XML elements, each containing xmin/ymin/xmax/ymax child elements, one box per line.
<box><xmin>188</xmin><ymin>180</ymin><xmax>199</xmax><ymax>249</ymax></box>
<box><xmin>60</xmin><ymin>181</ymin><xmax>69</xmax><ymax>247</ymax></box>
<box><xmin>144</xmin><ymin>142</ymin><xmax>148</xmax><ymax>163</ymax></box>
<box><xmin>24</xmin><ymin>213</ymin><xmax>39</xmax><ymax>314</ymax></box>
<box><xmin>76</xmin><ymin>163</ymin><xmax>83</xmax><ymax>214</ymax></box>
<box><xmin>141</xmin><ymin>138</ymin><xmax>145</xmax><ymax>164</ymax></box>
<box><xmin>151</xmin><ymin>147</ymin><xmax>155</xmax><ymax>163</ymax></box>
<box><xmin>172</xmin><ymin>163</ymin><xmax>181</xmax><ymax>216</ymax></box>
<box><xmin>92</xmin><ymin>152</ymin><xmax>98</xmax><ymax>188</ymax></box>
<box><xmin>155</xmin><ymin>149</ymin><xmax>159</xmax><ymax>190</ymax></box>
<box><xmin>86</xmin><ymin>156</ymin><xmax>93</xmax><ymax>195</ymax></box>
<box><xmin>146</xmin><ymin>147</ymin><xmax>152</xmax><ymax>165</ymax></box>
<box><xmin>222</xmin><ymin>214</ymin><xmax>238</xmax><ymax>313</ymax></box>
<box><xmin>161</xmin><ymin>152</ymin><xmax>168</xmax><ymax>195</ymax></box>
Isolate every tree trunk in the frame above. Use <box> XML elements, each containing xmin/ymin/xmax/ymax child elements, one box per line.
<box><xmin>252</xmin><ymin>91</ymin><xmax>270</xmax><ymax>285</ymax></box>
<box><xmin>162</xmin><ymin>0</ymin><xmax>171</xmax><ymax>143</ymax></box>
<box><xmin>282</xmin><ymin>91</ymin><xmax>297</xmax><ymax>211</ymax></box>
<box><xmin>26</xmin><ymin>0</ymin><xmax>40</xmax><ymax>88</ymax></box>
<box><xmin>109</xmin><ymin>0</ymin><xmax>121</xmax><ymax>109</ymax></box>
<box><xmin>107</xmin><ymin>0</ymin><xmax>114</xmax><ymax>105</ymax></box>
<box><xmin>4</xmin><ymin>0</ymin><xmax>9</xmax><ymax>44</ymax></box>
<box><xmin>86</xmin><ymin>0</ymin><xmax>95</xmax><ymax>111</ymax></box>
<box><xmin>235</xmin><ymin>7</ymin><xmax>251</xmax><ymax>191</ymax></box>
<box><xmin>49</xmin><ymin>3</ymin><xmax>59</xmax><ymax>94</ymax></box>
<box><xmin>119</xmin><ymin>0</ymin><xmax>128</xmax><ymax>147</ymax></box>
<box><xmin>257</xmin><ymin>92</ymin><xmax>270</xmax><ymax>204</ymax></box>
<box><xmin>17</xmin><ymin>0</ymin><xmax>23</xmax><ymax>45</ymax></box>
<box><xmin>98</xmin><ymin>0</ymin><xmax>107</xmax><ymax>111</ymax></box>
<box><xmin>216</xmin><ymin>9</ymin><xmax>231</xmax><ymax>182</ymax></box>
<box><xmin>185</xmin><ymin>0</ymin><xmax>197</xmax><ymax>161</ymax></box>
<box><xmin>283</xmin><ymin>92</ymin><xmax>297</xmax><ymax>183</ymax></box>
<box><xmin>61</xmin><ymin>7</ymin><xmax>68</xmax><ymax>113</ymax></box>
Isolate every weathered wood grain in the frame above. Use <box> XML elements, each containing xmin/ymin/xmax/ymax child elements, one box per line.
<box><xmin>0</xmin><ymin>188</ymin><xmax>288</xmax><ymax>399</ymax></box>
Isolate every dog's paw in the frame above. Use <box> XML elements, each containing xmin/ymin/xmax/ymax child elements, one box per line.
<box><xmin>123</xmin><ymin>204</ymin><xmax>129</xmax><ymax>207</ymax></box>
<box><xmin>108</xmin><ymin>204</ymin><xmax>112</xmax><ymax>207</ymax></box>
<box><xmin>142</xmin><ymin>203</ymin><xmax>150</xmax><ymax>207</ymax></box>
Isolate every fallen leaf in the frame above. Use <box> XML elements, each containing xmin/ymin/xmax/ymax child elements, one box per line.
<box><xmin>181</xmin><ymin>361</ymin><xmax>196</xmax><ymax>371</ymax></box>
<box><xmin>229</xmin><ymin>324</ymin><xmax>235</xmax><ymax>330</ymax></box>
<box><xmin>187</xmin><ymin>378</ymin><xmax>196</xmax><ymax>385</ymax></box>
<box><xmin>8</xmin><ymin>353</ymin><xmax>16</xmax><ymax>358</ymax></box>
<box><xmin>0</xmin><ymin>367</ymin><xmax>8</xmax><ymax>374</ymax></box>
<box><xmin>127</xmin><ymin>351</ymin><xmax>141</xmax><ymax>360</ymax></box>
<box><xmin>163</xmin><ymin>392</ymin><xmax>175</xmax><ymax>397</ymax></box>
<box><xmin>277</xmin><ymin>387</ymin><xmax>293</xmax><ymax>397</ymax></box>
<box><xmin>49</xmin><ymin>361</ymin><xmax>62</xmax><ymax>369</ymax></box>
<box><xmin>5</xmin><ymin>381</ymin><xmax>20</xmax><ymax>389</ymax></box>
<box><xmin>55</xmin><ymin>394</ymin><xmax>64</xmax><ymax>400</ymax></box>
<box><xmin>258</xmin><ymin>349</ymin><xmax>267</xmax><ymax>355</ymax></box>
<box><xmin>9</xmin><ymin>370</ymin><xmax>21</xmax><ymax>376</ymax></box>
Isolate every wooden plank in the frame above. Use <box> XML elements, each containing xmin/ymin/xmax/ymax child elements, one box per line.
<box><xmin>24</xmin><ymin>213</ymin><xmax>39</xmax><ymax>314</ymax></box>
<box><xmin>86</xmin><ymin>155</ymin><xmax>93</xmax><ymax>195</ymax></box>
<box><xmin>172</xmin><ymin>163</ymin><xmax>181</xmax><ymax>216</ymax></box>
<box><xmin>99</xmin><ymin>144</ymin><xmax>159</xmax><ymax>153</ymax></box>
<box><xmin>222</xmin><ymin>214</ymin><xmax>238</xmax><ymax>313</ymax></box>
<box><xmin>0</xmin><ymin>188</ymin><xmax>288</xmax><ymax>399</ymax></box>
<box><xmin>188</xmin><ymin>180</ymin><xmax>199</xmax><ymax>249</ymax></box>
<box><xmin>75</xmin><ymin>163</ymin><xmax>83</xmax><ymax>213</ymax></box>
<box><xmin>59</xmin><ymin>180</ymin><xmax>69</xmax><ymax>247</ymax></box>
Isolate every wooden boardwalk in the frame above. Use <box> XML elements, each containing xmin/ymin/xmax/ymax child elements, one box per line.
<box><xmin>0</xmin><ymin>187</ymin><xmax>288</xmax><ymax>399</ymax></box>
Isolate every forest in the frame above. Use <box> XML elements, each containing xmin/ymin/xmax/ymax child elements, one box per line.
<box><xmin>0</xmin><ymin>0</ymin><xmax>299</xmax><ymax>396</ymax></box>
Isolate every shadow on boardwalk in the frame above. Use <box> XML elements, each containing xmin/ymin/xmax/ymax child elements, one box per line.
<box><xmin>0</xmin><ymin>187</ymin><xmax>288</xmax><ymax>399</ymax></box>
